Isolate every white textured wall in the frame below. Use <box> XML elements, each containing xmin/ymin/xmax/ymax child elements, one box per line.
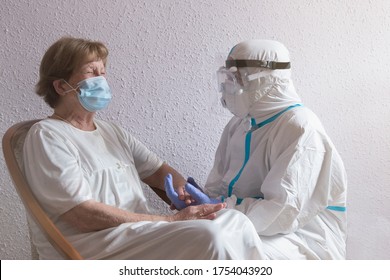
<box><xmin>1</xmin><ymin>0</ymin><xmax>389</xmax><ymax>260</ymax></box>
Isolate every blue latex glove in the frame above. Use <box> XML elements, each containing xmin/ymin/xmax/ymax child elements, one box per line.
<box><xmin>164</xmin><ymin>173</ymin><xmax>187</xmax><ymax>210</ymax></box>
<box><xmin>187</xmin><ymin>177</ymin><xmax>204</xmax><ymax>192</ymax></box>
<box><xmin>185</xmin><ymin>178</ymin><xmax>221</xmax><ymax>205</ymax></box>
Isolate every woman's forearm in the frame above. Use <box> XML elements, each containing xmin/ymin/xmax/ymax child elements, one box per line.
<box><xmin>60</xmin><ymin>200</ymin><xmax>170</xmax><ymax>232</ymax></box>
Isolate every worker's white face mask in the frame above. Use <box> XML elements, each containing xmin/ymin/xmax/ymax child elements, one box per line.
<box><xmin>219</xmin><ymin>79</ymin><xmax>250</xmax><ymax>118</ymax></box>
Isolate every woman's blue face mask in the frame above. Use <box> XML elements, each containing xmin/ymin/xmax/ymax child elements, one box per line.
<box><xmin>63</xmin><ymin>76</ymin><xmax>112</xmax><ymax>112</ymax></box>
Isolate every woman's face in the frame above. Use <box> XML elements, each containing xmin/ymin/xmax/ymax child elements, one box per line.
<box><xmin>67</xmin><ymin>59</ymin><xmax>106</xmax><ymax>88</ymax></box>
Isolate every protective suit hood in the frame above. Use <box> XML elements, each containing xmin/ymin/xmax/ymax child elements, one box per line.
<box><xmin>228</xmin><ymin>40</ymin><xmax>301</xmax><ymax>123</ymax></box>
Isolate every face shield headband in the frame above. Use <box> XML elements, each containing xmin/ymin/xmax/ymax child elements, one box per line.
<box><xmin>225</xmin><ymin>59</ymin><xmax>290</xmax><ymax>70</ymax></box>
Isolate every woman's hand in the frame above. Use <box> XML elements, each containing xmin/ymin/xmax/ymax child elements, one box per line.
<box><xmin>169</xmin><ymin>203</ymin><xmax>226</xmax><ymax>222</ymax></box>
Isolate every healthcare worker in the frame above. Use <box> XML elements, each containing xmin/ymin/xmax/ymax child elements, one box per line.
<box><xmin>166</xmin><ymin>39</ymin><xmax>348</xmax><ymax>259</ymax></box>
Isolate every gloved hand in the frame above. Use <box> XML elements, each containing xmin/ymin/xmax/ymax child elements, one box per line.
<box><xmin>185</xmin><ymin>177</ymin><xmax>221</xmax><ymax>205</ymax></box>
<box><xmin>164</xmin><ymin>173</ymin><xmax>187</xmax><ymax>210</ymax></box>
<box><xmin>187</xmin><ymin>177</ymin><xmax>203</xmax><ymax>192</ymax></box>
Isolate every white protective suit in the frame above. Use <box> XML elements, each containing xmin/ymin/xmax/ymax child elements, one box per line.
<box><xmin>23</xmin><ymin>119</ymin><xmax>265</xmax><ymax>259</ymax></box>
<box><xmin>205</xmin><ymin>40</ymin><xmax>347</xmax><ymax>259</ymax></box>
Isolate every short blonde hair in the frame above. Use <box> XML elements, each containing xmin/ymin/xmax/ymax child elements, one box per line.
<box><xmin>36</xmin><ymin>37</ymin><xmax>109</xmax><ymax>108</ymax></box>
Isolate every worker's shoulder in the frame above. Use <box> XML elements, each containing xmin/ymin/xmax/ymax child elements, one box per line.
<box><xmin>274</xmin><ymin>106</ymin><xmax>326</xmax><ymax>138</ymax></box>
<box><xmin>281</xmin><ymin>105</ymin><xmax>322</xmax><ymax>126</ymax></box>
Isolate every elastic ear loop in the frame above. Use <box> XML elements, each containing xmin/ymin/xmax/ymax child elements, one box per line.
<box><xmin>61</xmin><ymin>79</ymin><xmax>79</xmax><ymax>94</ymax></box>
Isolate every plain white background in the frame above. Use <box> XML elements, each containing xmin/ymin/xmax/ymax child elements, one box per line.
<box><xmin>1</xmin><ymin>0</ymin><xmax>389</xmax><ymax>259</ymax></box>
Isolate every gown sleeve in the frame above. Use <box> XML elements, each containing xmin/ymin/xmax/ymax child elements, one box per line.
<box><xmin>107</xmin><ymin>122</ymin><xmax>164</xmax><ymax>180</ymax></box>
<box><xmin>236</xmin><ymin>128</ymin><xmax>333</xmax><ymax>235</ymax></box>
<box><xmin>204</xmin><ymin>117</ymin><xmax>239</xmax><ymax>198</ymax></box>
<box><xmin>213</xmin><ymin>114</ymin><xmax>346</xmax><ymax>236</ymax></box>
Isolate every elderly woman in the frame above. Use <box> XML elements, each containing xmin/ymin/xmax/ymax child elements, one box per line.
<box><xmin>23</xmin><ymin>37</ymin><xmax>264</xmax><ymax>260</ymax></box>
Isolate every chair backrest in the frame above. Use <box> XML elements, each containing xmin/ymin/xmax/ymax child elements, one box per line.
<box><xmin>2</xmin><ymin>120</ymin><xmax>83</xmax><ymax>260</ymax></box>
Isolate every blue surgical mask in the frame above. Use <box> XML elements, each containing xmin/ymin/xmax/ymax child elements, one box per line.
<box><xmin>63</xmin><ymin>76</ymin><xmax>112</xmax><ymax>112</ymax></box>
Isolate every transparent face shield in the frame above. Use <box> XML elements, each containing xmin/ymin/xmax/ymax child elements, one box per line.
<box><xmin>207</xmin><ymin>67</ymin><xmax>241</xmax><ymax>118</ymax></box>
<box><xmin>210</xmin><ymin>59</ymin><xmax>291</xmax><ymax>117</ymax></box>
<box><xmin>217</xmin><ymin>60</ymin><xmax>289</xmax><ymax>91</ymax></box>
<box><xmin>209</xmin><ymin>66</ymin><xmax>250</xmax><ymax>118</ymax></box>
<box><xmin>216</xmin><ymin>66</ymin><xmax>254</xmax><ymax>118</ymax></box>
<box><xmin>208</xmin><ymin>54</ymin><xmax>235</xmax><ymax>118</ymax></box>
<box><xmin>217</xmin><ymin>66</ymin><xmax>241</xmax><ymax>92</ymax></box>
